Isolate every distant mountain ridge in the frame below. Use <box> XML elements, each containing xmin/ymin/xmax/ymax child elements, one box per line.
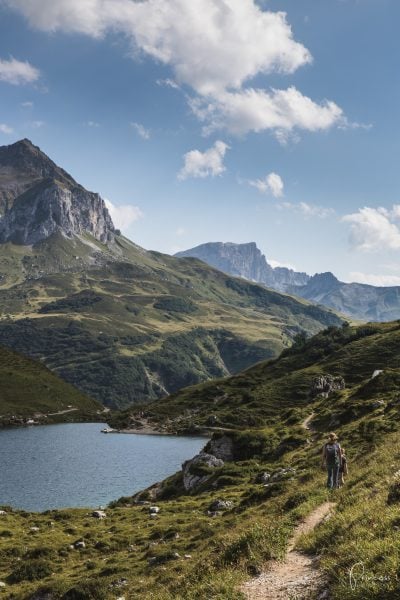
<box><xmin>176</xmin><ymin>242</ymin><xmax>400</xmax><ymax>322</ymax></box>
<box><xmin>175</xmin><ymin>242</ymin><xmax>309</xmax><ymax>292</ymax></box>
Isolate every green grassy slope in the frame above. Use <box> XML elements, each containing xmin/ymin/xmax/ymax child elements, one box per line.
<box><xmin>0</xmin><ymin>233</ymin><xmax>342</xmax><ymax>408</ymax></box>
<box><xmin>2</xmin><ymin>322</ymin><xmax>400</xmax><ymax>599</ymax></box>
<box><xmin>0</xmin><ymin>345</ymin><xmax>102</xmax><ymax>426</ymax></box>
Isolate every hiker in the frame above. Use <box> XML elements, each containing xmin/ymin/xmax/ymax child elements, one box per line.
<box><xmin>338</xmin><ymin>447</ymin><xmax>348</xmax><ymax>487</ymax></box>
<box><xmin>322</xmin><ymin>432</ymin><xmax>342</xmax><ymax>489</ymax></box>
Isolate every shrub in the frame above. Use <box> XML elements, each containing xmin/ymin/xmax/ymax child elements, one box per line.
<box><xmin>8</xmin><ymin>559</ymin><xmax>53</xmax><ymax>583</ymax></box>
<box><xmin>62</xmin><ymin>579</ymin><xmax>109</xmax><ymax>600</ymax></box>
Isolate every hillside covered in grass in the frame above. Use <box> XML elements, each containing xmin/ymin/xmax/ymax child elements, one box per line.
<box><xmin>0</xmin><ymin>345</ymin><xmax>102</xmax><ymax>426</ymax></box>
<box><xmin>0</xmin><ymin>231</ymin><xmax>342</xmax><ymax>409</ymax></box>
<box><xmin>2</xmin><ymin>321</ymin><xmax>400</xmax><ymax>599</ymax></box>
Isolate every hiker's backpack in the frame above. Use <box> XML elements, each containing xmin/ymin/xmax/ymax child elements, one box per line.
<box><xmin>325</xmin><ymin>443</ymin><xmax>340</xmax><ymax>466</ymax></box>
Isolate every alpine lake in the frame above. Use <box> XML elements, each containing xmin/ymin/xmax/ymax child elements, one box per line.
<box><xmin>0</xmin><ymin>423</ymin><xmax>206</xmax><ymax>512</ymax></box>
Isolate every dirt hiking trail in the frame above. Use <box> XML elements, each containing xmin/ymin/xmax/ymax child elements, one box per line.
<box><xmin>241</xmin><ymin>501</ymin><xmax>335</xmax><ymax>600</ymax></box>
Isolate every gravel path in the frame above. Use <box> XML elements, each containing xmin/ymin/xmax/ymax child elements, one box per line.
<box><xmin>241</xmin><ymin>502</ymin><xmax>335</xmax><ymax>600</ymax></box>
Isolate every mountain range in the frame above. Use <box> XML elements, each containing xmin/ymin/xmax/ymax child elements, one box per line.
<box><xmin>0</xmin><ymin>140</ymin><xmax>341</xmax><ymax>409</ymax></box>
<box><xmin>176</xmin><ymin>242</ymin><xmax>400</xmax><ymax>321</ymax></box>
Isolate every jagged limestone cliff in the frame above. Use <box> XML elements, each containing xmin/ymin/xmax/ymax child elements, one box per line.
<box><xmin>0</xmin><ymin>140</ymin><xmax>114</xmax><ymax>245</ymax></box>
<box><xmin>175</xmin><ymin>242</ymin><xmax>309</xmax><ymax>292</ymax></box>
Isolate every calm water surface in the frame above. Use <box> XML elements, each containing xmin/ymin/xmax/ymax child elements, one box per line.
<box><xmin>0</xmin><ymin>423</ymin><xmax>205</xmax><ymax>512</ymax></box>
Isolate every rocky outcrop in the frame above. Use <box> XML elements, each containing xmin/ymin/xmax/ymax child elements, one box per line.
<box><xmin>0</xmin><ymin>139</ymin><xmax>77</xmax><ymax>215</ymax></box>
<box><xmin>0</xmin><ymin>139</ymin><xmax>115</xmax><ymax>245</ymax></box>
<box><xmin>182</xmin><ymin>452</ymin><xmax>224</xmax><ymax>492</ymax></box>
<box><xmin>0</xmin><ymin>179</ymin><xmax>114</xmax><ymax>245</ymax></box>
<box><xmin>310</xmin><ymin>375</ymin><xmax>345</xmax><ymax>398</ymax></box>
<box><xmin>175</xmin><ymin>242</ymin><xmax>309</xmax><ymax>293</ymax></box>
<box><xmin>204</xmin><ymin>435</ymin><xmax>234</xmax><ymax>461</ymax></box>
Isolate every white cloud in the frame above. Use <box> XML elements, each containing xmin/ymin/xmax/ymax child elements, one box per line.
<box><xmin>5</xmin><ymin>0</ymin><xmax>345</xmax><ymax>140</ymax></box>
<box><xmin>280</xmin><ymin>200</ymin><xmax>334</xmax><ymax>219</ymax></box>
<box><xmin>156</xmin><ymin>78</ymin><xmax>180</xmax><ymax>90</ymax></box>
<box><xmin>105</xmin><ymin>199</ymin><xmax>143</xmax><ymax>232</ymax></box>
<box><xmin>297</xmin><ymin>201</ymin><xmax>334</xmax><ymax>219</ymax></box>
<box><xmin>191</xmin><ymin>86</ymin><xmax>344</xmax><ymax>137</ymax></box>
<box><xmin>269</xmin><ymin>258</ymin><xmax>297</xmax><ymax>270</ymax></box>
<box><xmin>178</xmin><ymin>140</ymin><xmax>229</xmax><ymax>181</ymax></box>
<box><xmin>249</xmin><ymin>172</ymin><xmax>284</xmax><ymax>197</ymax></box>
<box><xmin>342</xmin><ymin>206</ymin><xmax>400</xmax><ymax>251</ymax></box>
<box><xmin>131</xmin><ymin>122</ymin><xmax>150</xmax><ymax>140</ymax></box>
<box><xmin>21</xmin><ymin>100</ymin><xmax>34</xmax><ymax>108</ymax></box>
<box><xmin>0</xmin><ymin>57</ymin><xmax>40</xmax><ymax>85</ymax></box>
<box><xmin>0</xmin><ymin>124</ymin><xmax>13</xmax><ymax>134</ymax></box>
<box><xmin>30</xmin><ymin>120</ymin><xmax>45</xmax><ymax>128</ymax></box>
<box><xmin>348</xmin><ymin>272</ymin><xmax>400</xmax><ymax>287</ymax></box>
<box><xmin>87</xmin><ymin>120</ymin><xmax>100</xmax><ymax>127</ymax></box>
<box><xmin>6</xmin><ymin>1</ymin><xmax>311</xmax><ymax>94</ymax></box>
<box><xmin>176</xmin><ymin>227</ymin><xmax>186</xmax><ymax>236</ymax></box>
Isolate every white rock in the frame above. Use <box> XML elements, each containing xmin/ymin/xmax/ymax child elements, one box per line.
<box><xmin>92</xmin><ymin>510</ymin><xmax>107</xmax><ymax>519</ymax></box>
<box><xmin>0</xmin><ymin>511</ymin><xmax>6</xmax><ymax>516</ymax></box>
<box><xmin>372</xmin><ymin>369</ymin><xmax>384</xmax><ymax>379</ymax></box>
<box><xmin>149</xmin><ymin>506</ymin><xmax>160</xmax><ymax>514</ymax></box>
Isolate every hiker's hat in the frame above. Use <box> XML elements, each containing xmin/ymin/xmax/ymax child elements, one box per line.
<box><xmin>328</xmin><ymin>432</ymin><xmax>338</xmax><ymax>441</ymax></box>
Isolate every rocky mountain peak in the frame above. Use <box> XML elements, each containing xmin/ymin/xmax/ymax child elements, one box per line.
<box><xmin>0</xmin><ymin>139</ymin><xmax>115</xmax><ymax>245</ymax></box>
<box><xmin>175</xmin><ymin>242</ymin><xmax>309</xmax><ymax>292</ymax></box>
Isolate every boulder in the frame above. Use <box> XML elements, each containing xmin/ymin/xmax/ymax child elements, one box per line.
<box><xmin>182</xmin><ymin>453</ymin><xmax>224</xmax><ymax>492</ymax></box>
<box><xmin>205</xmin><ymin>435</ymin><xmax>234</xmax><ymax>461</ymax></box>
<box><xmin>270</xmin><ymin>467</ymin><xmax>296</xmax><ymax>482</ymax></box>
<box><xmin>29</xmin><ymin>526</ymin><xmax>40</xmax><ymax>532</ymax></box>
<box><xmin>74</xmin><ymin>540</ymin><xmax>86</xmax><ymax>549</ymax></box>
<box><xmin>255</xmin><ymin>472</ymin><xmax>271</xmax><ymax>484</ymax></box>
<box><xmin>92</xmin><ymin>510</ymin><xmax>107</xmax><ymax>519</ymax></box>
<box><xmin>208</xmin><ymin>499</ymin><xmax>233</xmax><ymax>512</ymax></box>
<box><xmin>372</xmin><ymin>400</ymin><xmax>385</xmax><ymax>409</ymax></box>
<box><xmin>372</xmin><ymin>370</ymin><xmax>384</xmax><ymax>379</ymax></box>
<box><xmin>149</xmin><ymin>506</ymin><xmax>160</xmax><ymax>514</ymax></box>
<box><xmin>0</xmin><ymin>510</ymin><xmax>6</xmax><ymax>516</ymax></box>
<box><xmin>311</xmin><ymin>375</ymin><xmax>345</xmax><ymax>397</ymax></box>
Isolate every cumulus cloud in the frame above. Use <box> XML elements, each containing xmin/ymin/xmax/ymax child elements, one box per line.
<box><xmin>105</xmin><ymin>199</ymin><xmax>143</xmax><ymax>232</ymax></box>
<box><xmin>178</xmin><ymin>140</ymin><xmax>229</xmax><ymax>181</ymax></box>
<box><xmin>6</xmin><ymin>1</ymin><xmax>311</xmax><ymax>93</ymax></box>
<box><xmin>342</xmin><ymin>206</ymin><xmax>400</xmax><ymax>251</ymax></box>
<box><xmin>280</xmin><ymin>201</ymin><xmax>334</xmax><ymax>219</ymax></box>
<box><xmin>131</xmin><ymin>122</ymin><xmax>150</xmax><ymax>140</ymax></box>
<box><xmin>249</xmin><ymin>172</ymin><xmax>284</xmax><ymax>197</ymax></box>
<box><xmin>5</xmin><ymin>0</ymin><xmax>345</xmax><ymax>139</ymax></box>
<box><xmin>0</xmin><ymin>123</ymin><xmax>13</xmax><ymax>134</ymax></box>
<box><xmin>0</xmin><ymin>57</ymin><xmax>40</xmax><ymax>85</ymax></box>
<box><xmin>348</xmin><ymin>272</ymin><xmax>400</xmax><ymax>287</ymax></box>
<box><xmin>191</xmin><ymin>87</ymin><xmax>343</xmax><ymax>137</ymax></box>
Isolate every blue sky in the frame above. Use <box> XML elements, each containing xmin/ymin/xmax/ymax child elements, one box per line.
<box><xmin>0</xmin><ymin>0</ymin><xmax>400</xmax><ymax>285</ymax></box>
